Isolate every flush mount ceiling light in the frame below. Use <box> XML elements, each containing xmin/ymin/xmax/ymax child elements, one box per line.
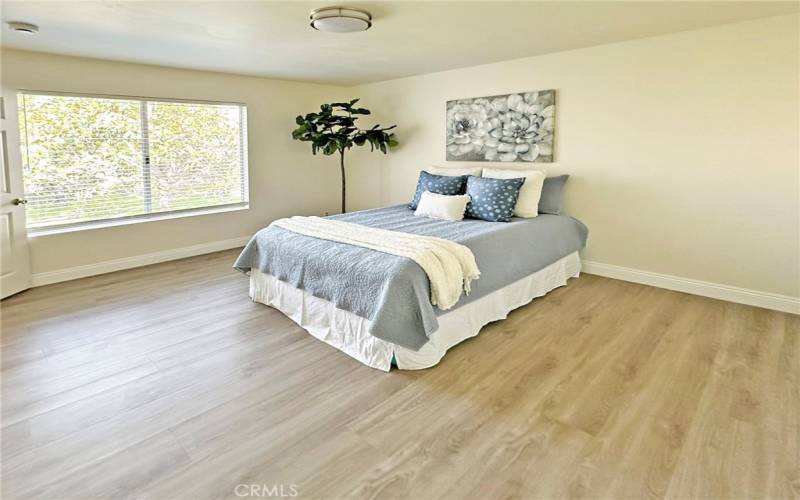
<box><xmin>310</xmin><ymin>6</ymin><xmax>372</xmax><ymax>33</ymax></box>
<box><xmin>7</xmin><ymin>21</ymin><xmax>39</xmax><ymax>34</ymax></box>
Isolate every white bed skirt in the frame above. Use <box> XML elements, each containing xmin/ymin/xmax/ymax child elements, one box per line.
<box><xmin>249</xmin><ymin>251</ymin><xmax>581</xmax><ymax>371</ymax></box>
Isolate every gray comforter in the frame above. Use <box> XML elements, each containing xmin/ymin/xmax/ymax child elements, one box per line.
<box><xmin>234</xmin><ymin>205</ymin><xmax>588</xmax><ymax>350</ymax></box>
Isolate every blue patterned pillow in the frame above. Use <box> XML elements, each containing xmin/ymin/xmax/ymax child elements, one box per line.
<box><xmin>465</xmin><ymin>176</ymin><xmax>526</xmax><ymax>222</ymax></box>
<box><xmin>409</xmin><ymin>171</ymin><xmax>468</xmax><ymax>210</ymax></box>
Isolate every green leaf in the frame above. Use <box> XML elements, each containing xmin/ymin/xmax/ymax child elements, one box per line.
<box><xmin>323</xmin><ymin>141</ymin><xmax>338</xmax><ymax>155</ymax></box>
<box><xmin>292</xmin><ymin>123</ymin><xmax>308</xmax><ymax>134</ymax></box>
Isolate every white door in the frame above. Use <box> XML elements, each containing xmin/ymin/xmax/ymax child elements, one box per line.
<box><xmin>0</xmin><ymin>88</ymin><xmax>31</xmax><ymax>299</ymax></box>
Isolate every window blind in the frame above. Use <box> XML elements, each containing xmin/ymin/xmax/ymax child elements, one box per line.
<box><xmin>18</xmin><ymin>92</ymin><xmax>248</xmax><ymax>232</ymax></box>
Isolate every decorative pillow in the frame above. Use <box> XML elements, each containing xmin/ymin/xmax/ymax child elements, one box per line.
<box><xmin>426</xmin><ymin>166</ymin><xmax>483</xmax><ymax>177</ymax></box>
<box><xmin>409</xmin><ymin>171</ymin><xmax>468</xmax><ymax>210</ymax></box>
<box><xmin>539</xmin><ymin>175</ymin><xmax>569</xmax><ymax>214</ymax></box>
<box><xmin>414</xmin><ymin>192</ymin><xmax>470</xmax><ymax>221</ymax></box>
<box><xmin>482</xmin><ymin>168</ymin><xmax>546</xmax><ymax>218</ymax></box>
<box><xmin>465</xmin><ymin>176</ymin><xmax>526</xmax><ymax>222</ymax></box>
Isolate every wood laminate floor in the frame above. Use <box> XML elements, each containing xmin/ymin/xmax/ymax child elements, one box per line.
<box><xmin>1</xmin><ymin>249</ymin><xmax>797</xmax><ymax>500</ymax></box>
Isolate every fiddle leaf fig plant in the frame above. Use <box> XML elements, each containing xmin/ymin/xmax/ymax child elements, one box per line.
<box><xmin>292</xmin><ymin>99</ymin><xmax>397</xmax><ymax>213</ymax></box>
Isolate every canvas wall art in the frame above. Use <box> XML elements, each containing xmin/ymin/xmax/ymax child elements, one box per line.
<box><xmin>446</xmin><ymin>90</ymin><xmax>555</xmax><ymax>162</ymax></box>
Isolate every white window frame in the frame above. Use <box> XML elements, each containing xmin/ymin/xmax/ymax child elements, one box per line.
<box><xmin>18</xmin><ymin>90</ymin><xmax>249</xmax><ymax>236</ymax></box>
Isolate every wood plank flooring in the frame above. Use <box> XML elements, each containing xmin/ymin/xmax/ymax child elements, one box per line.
<box><xmin>1</xmin><ymin>249</ymin><xmax>797</xmax><ymax>500</ymax></box>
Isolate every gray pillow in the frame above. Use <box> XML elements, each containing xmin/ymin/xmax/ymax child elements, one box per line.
<box><xmin>538</xmin><ymin>175</ymin><xmax>569</xmax><ymax>214</ymax></box>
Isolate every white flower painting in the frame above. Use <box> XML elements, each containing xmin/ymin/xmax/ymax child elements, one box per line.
<box><xmin>446</xmin><ymin>90</ymin><xmax>555</xmax><ymax>162</ymax></box>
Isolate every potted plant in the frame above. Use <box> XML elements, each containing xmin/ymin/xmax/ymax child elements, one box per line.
<box><xmin>292</xmin><ymin>99</ymin><xmax>397</xmax><ymax>213</ymax></box>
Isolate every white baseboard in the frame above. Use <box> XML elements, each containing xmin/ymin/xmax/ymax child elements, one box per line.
<box><xmin>582</xmin><ymin>260</ymin><xmax>800</xmax><ymax>315</ymax></box>
<box><xmin>30</xmin><ymin>244</ymin><xmax>799</xmax><ymax>315</ymax></box>
<box><xmin>31</xmin><ymin>236</ymin><xmax>250</xmax><ymax>287</ymax></box>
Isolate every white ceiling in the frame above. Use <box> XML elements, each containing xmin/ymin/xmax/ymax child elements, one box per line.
<box><xmin>1</xmin><ymin>1</ymin><xmax>797</xmax><ymax>85</ymax></box>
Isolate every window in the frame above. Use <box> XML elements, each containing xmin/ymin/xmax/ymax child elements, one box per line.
<box><xmin>18</xmin><ymin>92</ymin><xmax>248</xmax><ymax>233</ymax></box>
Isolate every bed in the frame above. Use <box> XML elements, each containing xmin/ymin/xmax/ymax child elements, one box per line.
<box><xmin>234</xmin><ymin>204</ymin><xmax>588</xmax><ymax>371</ymax></box>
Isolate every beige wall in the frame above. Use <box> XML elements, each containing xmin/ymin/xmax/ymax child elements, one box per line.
<box><xmin>348</xmin><ymin>14</ymin><xmax>800</xmax><ymax>297</ymax></box>
<box><xmin>1</xmin><ymin>50</ymin><xmax>347</xmax><ymax>275</ymax></box>
<box><xmin>2</xmin><ymin>14</ymin><xmax>798</xmax><ymax>299</ymax></box>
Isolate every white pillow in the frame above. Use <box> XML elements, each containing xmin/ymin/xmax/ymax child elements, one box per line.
<box><xmin>482</xmin><ymin>168</ymin><xmax>546</xmax><ymax>218</ymax></box>
<box><xmin>414</xmin><ymin>191</ymin><xmax>470</xmax><ymax>221</ymax></box>
<box><xmin>426</xmin><ymin>166</ymin><xmax>482</xmax><ymax>177</ymax></box>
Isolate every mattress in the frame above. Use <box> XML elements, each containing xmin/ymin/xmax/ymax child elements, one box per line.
<box><xmin>249</xmin><ymin>251</ymin><xmax>581</xmax><ymax>371</ymax></box>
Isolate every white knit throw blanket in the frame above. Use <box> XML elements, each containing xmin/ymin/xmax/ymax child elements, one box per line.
<box><xmin>271</xmin><ymin>216</ymin><xmax>480</xmax><ymax>310</ymax></box>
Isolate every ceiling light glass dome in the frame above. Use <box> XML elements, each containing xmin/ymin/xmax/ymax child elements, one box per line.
<box><xmin>310</xmin><ymin>6</ymin><xmax>372</xmax><ymax>33</ymax></box>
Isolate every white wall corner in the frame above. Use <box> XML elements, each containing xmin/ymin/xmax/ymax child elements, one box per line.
<box><xmin>582</xmin><ymin>260</ymin><xmax>800</xmax><ymax>315</ymax></box>
<box><xmin>31</xmin><ymin>236</ymin><xmax>250</xmax><ymax>287</ymax></box>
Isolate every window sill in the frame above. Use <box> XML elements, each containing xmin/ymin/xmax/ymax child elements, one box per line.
<box><xmin>28</xmin><ymin>204</ymin><xmax>250</xmax><ymax>237</ymax></box>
